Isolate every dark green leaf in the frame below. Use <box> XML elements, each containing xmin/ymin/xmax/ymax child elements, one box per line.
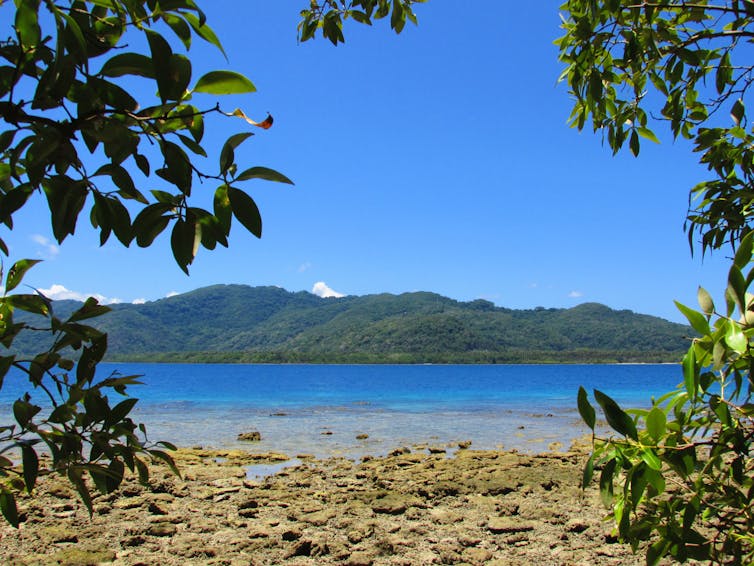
<box><xmin>20</xmin><ymin>443</ymin><xmax>39</xmax><ymax>493</ymax></box>
<box><xmin>599</xmin><ymin>457</ymin><xmax>616</xmax><ymax>508</ymax></box>
<box><xmin>582</xmin><ymin>453</ymin><xmax>594</xmax><ymax>489</ymax></box>
<box><xmin>149</xmin><ymin>449</ymin><xmax>181</xmax><ymax>478</ymax></box>
<box><xmin>235</xmin><ymin>166</ymin><xmax>294</xmax><ymax>185</ymax></box>
<box><xmin>731</xmin><ymin>98</ymin><xmax>745</xmax><ymax>126</ymax></box>
<box><xmin>170</xmin><ymin>217</ymin><xmax>198</xmax><ymax>274</ymax></box>
<box><xmin>228</xmin><ymin>187</ymin><xmax>262</xmax><ymax>238</ymax></box>
<box><xmin>68</xmin><ymin>467</ymin><xmax>93</xmax><ymax>516</ymax></box>
<box><xmin>100</xmin><ymin>52</ymin><xmax>155</xmax><ymax>78</ymax></box>
<box><xmin>0</xmin><ymin>489</ymin><xmax>19</xmax><ymax>527</ymax></box>
<box><xmin>577</xmin><ymin>386</ymin><xmax>596</xmax><ymax>430</ymax></box>
<box><xmin>6</xmin><ymin>294</ymin><xmax>50</xmax><ymax>316</ymax></box>
<box><xmin>594</xmin><ymin>389</ymin><xmax>638</xmax><ymax>440</ymax></box>
<box><xmin>157</xmin><ymin>141</ymin><xmax>193</xmax><ymax>194</ymax></box>
<box><xmin>68</xmin><ymin>297</ymin><xmax>111</xmax><ymax>323</ymax></box>
<box><xmin>219</xmin><ymin>133</ymin><xmax>253</xmax><ymax>175</ymax></box>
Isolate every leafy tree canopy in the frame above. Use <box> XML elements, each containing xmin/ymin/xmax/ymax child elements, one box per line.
<box><xmin>559</xmin><ymin>1</ymin><xmax>754</xmax><ymax>563</ymax></box>
<box><xmin>0</xmin><ymin>0</ymin><xmax>422</xmax><ymax>527</ymax></box>
<box><xmin>557</xmin><ymin>0</ymin><xmax>754</xmax><ymax>253</ymax></box>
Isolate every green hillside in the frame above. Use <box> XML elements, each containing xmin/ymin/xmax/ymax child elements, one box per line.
<box><xmin>12</xmin><ymin>285</ymin><xmax>693</xmax><ymax>363</ymax></box>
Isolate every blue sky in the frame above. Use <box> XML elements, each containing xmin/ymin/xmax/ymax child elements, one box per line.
<box><xmin>2</xmin><ymin>1</ymin><xmax>733</xmax><ymax>323</ymax></box>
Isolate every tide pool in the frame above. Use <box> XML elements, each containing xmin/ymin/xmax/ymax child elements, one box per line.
<box><xmin>0</xmin><ymin>363</ymin><xmax>682</xmax><ymax>458</ymax></box>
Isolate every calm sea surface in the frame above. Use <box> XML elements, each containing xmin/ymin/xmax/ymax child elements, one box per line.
<box><xmin>0</xmin><ymin>363</ymin><xmax>682</xmax><ymax>458</ymax></box>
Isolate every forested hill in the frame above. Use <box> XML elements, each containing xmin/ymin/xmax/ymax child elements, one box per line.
<box><xmin>16</xmin><ymin>285</ymin><xmax>693</xmax><ymax>363</ymax></box>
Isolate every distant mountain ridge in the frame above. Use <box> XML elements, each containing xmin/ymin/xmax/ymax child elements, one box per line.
<box><xmin>13</xmin><ymin>285</ymin><xmax>693</xmax><ymax>363</ymax></box>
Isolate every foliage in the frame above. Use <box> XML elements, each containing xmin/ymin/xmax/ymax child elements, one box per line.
<box><xmin>558</xmin><ymin>1</ymin><xmax>754</xmax><ymax>563</ymax></box>
<box><xmin>0</xmin><ymin>0</ymin><xmax>421</xmax><ymax>527</ymax></box>
<box><xmin>557</xmin><ymin>0</ymin><xmax>754</xmax><ymax>254</ymax></box>
<box><xmin>298</xmin><ymin>0</ymin><xmax>425</xmax><ymax>45</ymax></box>
<box><xmin>0</xmin><ymin>0</ymin><xmax>293</xmax><ymax>275</ymax></box>
<box><xmin>0</xmin><ymin>260</ymin><xmax>179</xmax><ymax>527</ymax></box>
<box><xmin>0</xmin><ymin>0</ymin><xmax>284</xmax><ymax>528</ymax></box>
<box><xmin>12</xmin><ymin>284</ymin><xmax>691</xmax><ymax>363</ymax></box>
<box><xmin>578</xmin><ymin>234</ymin><xmax>754</xmax><ymax>563</ymax></box>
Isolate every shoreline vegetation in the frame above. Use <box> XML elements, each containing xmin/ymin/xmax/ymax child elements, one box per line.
<box><xmin>2</xmin><ymin>440</ymin><xmax>650</xmax><ymax>565</ymax></box>
<box><xmin>106</xmin><ymin>349</ymin><xmax>683</xmax><ymax>365</ymax></box>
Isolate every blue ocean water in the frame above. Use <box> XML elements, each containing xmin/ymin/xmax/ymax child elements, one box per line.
<box><xmin>0</xmin><ymin>363</ymin><xmax>682</xmax><ymax>458</ymax></box>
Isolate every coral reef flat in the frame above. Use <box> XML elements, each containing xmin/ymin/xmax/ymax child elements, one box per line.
<box><xmin>1</xmin><ymin>443</ymin><xmax>650</xmax><ymax>565</ymax></box>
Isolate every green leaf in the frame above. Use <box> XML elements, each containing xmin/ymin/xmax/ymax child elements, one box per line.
<box><xmin>228</xmin><ymin>187</ymin><xmax>262</xmax><ymax>238</ymax></box>
<box><xmin>577</xmin><ymin>386</ymin><xmax>596</xmax><ymax>430</ymax></box>
<box><xmin>646</xmin><ymin>539</ymin><xmax>669</xmax><ymax>566</ymax></box>
<box><xmin>599</xmin><ymin>457</ymin><xmax>616</xmax><ymax>508</ymax></box>
<box><xmin>183</xmin><ymin>13</ymin><xmax>226</xmax><ymax>59</ymax></box>
<box><xmin>725</xmin><ymin>323</ymin><xmax>747</xmax><ymax>354</ymax></box>
<box><xmin>170</xmin><ymin>217</ymin><xmax>199</xmax><ymax>274</ymax></box>
<box><xmin>214</xmin><ymin>184</ymin><xmax>232</xmax><ymax>236</ymax></box>
<box><xmin>20</xmin><ymin>443</ymin><xmax>39</xmax><ymax>493</ymax></box>
<box><xmin>99</xmin><ymin>53</ymin><xmax>155</xmax><ymax>78</ymax></box>
<box><xmin>132</xmin><ymin>204</ymin><xmax>171</xmax><ymax>248</ymax></box>
<box><xmin>637</xmin><ymin>127</ymin><xmax>659</xmax><ymax>144</ymax></box>
<box><xmin>646</xmin><ymin>406</ymin><xmax>666</xmax><ymax>442</ymax></box>
<box><xmin>733</xmin><ymin>231</ymin><xmax>754</xmax><ymax>269</ymax></box>
<box><xmin>68</xmin><ymin>467</ymin><xmax>93</xmax><ymax>516</ymax></box>
<box><xmin>68</xmin><ymin>297</ymin><xmax>111</xmax><ymax>323</ymax></box>
<box><xmin>6</xmin><ymin>294</ymin><xmax>50</xmax><ymax>316</ymax></box>
<box><xmin>582</xmin><ymin>453</ymin><xmax>594</xmax><ymax>489</ymax></box>
<box><xmin>5</xmin><ymin>259</ymin><xmax>41</xmax><ymax>293</ymax></box>
<box><xmin>43</xmin><ymin>177</ymin><xmax>88</xmax><ymax>244</ymax></box>
<box><xmin>682</xmin><ymin>347</ymin><xmax>699</xmax><ymax>400</ymax></box>
<box><xmin>149</xmin><ymin>449</ymin><xmax>181</xmax><ymax>479</ymax></box>
<box><xmin>641</xmin><ymin>448</ymin><xmax>662</xmax><ymax>471</ymax></box>
<box><xmin>157</xmin><ymin>141</ymin><xmax>192</xmax><ymax>194</ymax></box>
<box><xmin>731</xmin><ymin>98</ymin><xmax>745</xmax><ymax>126</ymax></box>
<box><xmin>219</xmin><ymin>132</ymin><xmax>253</xmax><ymax>175</ymax></box>
<box><xmin>145</xmin><ymin>30</ymin><xmax>175</xmax><ymax>104</ymax></box>
<box><xmin>594</xmin><ymin>389</ymin><xmax>638</xmax><ymax>440</ymax></box>
<box><xmin>629</xmin><ymin>130</ymin><xmax>640</xmax><ymax>156</ymax></box>
<box><xmin>193</xmin><ymin>71</ymin><xmax>255</xmax><ymax>95</ymax></box>
<box><xmin>716</xmin><ymin>51</ymin><xmax>732</xmax><ymax>94</ymax></box>
<box><xmin>15</xmin><ymin>0</ymin><xmax>41</xmax><ymax>48</ymax></box>
<box><xmin>177</xmin><ymin>133</ymin><xmax>207</xmax><ymax>157</ymax></box>
<box><xmin>0</xmin><ymin>489</ymin><xmax>19</xmax><ymax>528</ymax></box>
<box><xmin>674</xmin><ymin>300</ymin><xmax>710</xmax><ymax>335</ymax></box>
<box><xmin>134</xmin><ymin>456</ymin><xmax>150</xmax><ymax>485</ymax></box>
<box><xmin>235</xmin><ymin>166</ymin><xmax>294</xmax><ymax>185</ymax></box>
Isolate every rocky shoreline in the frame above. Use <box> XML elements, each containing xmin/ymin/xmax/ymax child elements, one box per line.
<box><xmin>1</xmin><ymin>442</ymin><xmax>650</xmax><ymax>565</ymax></box>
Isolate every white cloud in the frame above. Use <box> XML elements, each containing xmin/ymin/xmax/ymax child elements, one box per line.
<box><xmin>298</xmin><ymin>261</ymin><xmax>312</xmax><ymax>273</ymax></box>
<box><xmin>31</xmin><ymin>234</ymin><xmax>59</xmax><ymax>258</ymax></box>
<box><xmin>568</xmin><ymin>290</ymin><xmax>584</xmax><ymax>298</ymax></box>
<box><xmin>166</xmin><ymin>291</ymin><xmax>179</xmax><ymax>298</ymax></box>
<box><xmin>312</xmin><ymin>281</ymin><xmax>345</xmax><ymax>299</ymax></box>
<box><xmin>37</xmin><ymin>284</ymin><xmax>121</xmax><ymax>304</ymax></box>
<box><xmin>132</xmin><ymin>298</ymin><xmax>147</xmax><ymax>305</ymax></box>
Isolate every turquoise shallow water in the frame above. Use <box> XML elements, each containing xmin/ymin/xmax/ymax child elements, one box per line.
<box><xmin>0</xmin><ymin>363</ymin><xmax>682</xmax><ymax>458</ymax></box>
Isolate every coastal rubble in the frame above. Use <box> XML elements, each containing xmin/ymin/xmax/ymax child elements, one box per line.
<box><xmin>0</xmin><ymin>445</ymin><xmax>656</xmax><ymax>565</ymax></box>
